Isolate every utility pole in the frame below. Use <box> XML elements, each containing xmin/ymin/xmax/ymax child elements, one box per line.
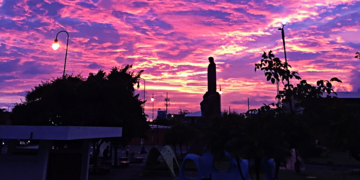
<box><xmin>164</xmin><ymin>92</ymin><xmax>170</xmax><ymax>119</ymax></box>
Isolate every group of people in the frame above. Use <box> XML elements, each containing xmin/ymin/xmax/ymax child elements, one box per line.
<box><xmin>98</xmin><ymin>143</ymin><xmax>148</xmax><ymax>161</ymax></box>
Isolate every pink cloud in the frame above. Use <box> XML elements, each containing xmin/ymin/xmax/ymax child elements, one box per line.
<box><xmin>0</xmin><ymin>0</ymin><xmax>360</xmax><ymax>113</ymax></box>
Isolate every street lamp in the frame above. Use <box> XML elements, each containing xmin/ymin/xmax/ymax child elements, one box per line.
<box><xmin>278</xmin><ymin>20</ymin><xmax>288</xmax><ymax>68</ymax></box>
<box><xmin>219</xmin><ymin>85</ymin><xmax>222</xmax><ymax>112</ymax></box>
<box><xmin>277</xmin><ymin>20</ymin><xmax>288</xmax><ymax>105</ymax></box>
<box><xmin>280</xmin><ymin>20</ymin><xmax>300</xmax><ymax>173</ymax></box>
<box><xmin>151</xmin><ymin>94</ymin><xmax>155</xmax><ymax>120</ymax></box>
<box><xmin>137</xmin><ymin>78</ymin><xmax>147</xmax><ymax>153</ymax></box>
<box><xmin>52</xmin><ymin>30</ymin><xmax>69</xmax><ymax>77</ymax></box>
<box><xmin>151</xmin><ymin>94</ymin><xmax>157</xmax><ymax>147</ymax></box>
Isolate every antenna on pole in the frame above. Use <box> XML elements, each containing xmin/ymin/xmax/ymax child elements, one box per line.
<box><xmin>164</xmin><ymin>92</ymin><xmax>170</xmax><ymax>119</ymax></box>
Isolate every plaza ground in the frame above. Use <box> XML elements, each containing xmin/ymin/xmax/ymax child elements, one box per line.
<box><xmin>88</xmin><ymin>145</ymin><xmax>360</xmax><ymax>180</ymax></box>
<box><xmin>2</xmin><ymin>145</ymin><xmax>360</xmax><ymax>180</ymax></box>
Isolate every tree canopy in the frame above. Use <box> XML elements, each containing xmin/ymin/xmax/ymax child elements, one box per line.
<box><xmin>0</xmin><ymin>108</ymin><xmax>9</xmax><ymax>125</ymax></box>
<box><xmin>12</xmin><ymin>65</ymin><xmax>149</xmax><ymax>142</ymax></box>
<box><xmin>204</xmin><ymin>51</ymin><xmax>344</xmax><ymax>180</ymax></box>
<box><xmin>164</xmin><ymin>123</ymin><xmax>197</xmax><ymax>157</ymax></box>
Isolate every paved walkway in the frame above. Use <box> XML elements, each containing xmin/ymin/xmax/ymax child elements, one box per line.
<box><xmin>88</xmin><ymin>163</ymin><xmax>178</xmax><ymax>180</ymax></box>
<box><xmin>89</xmin><ymin>145</ymin><xmax>181</xmax><ymax>180</ymax></box>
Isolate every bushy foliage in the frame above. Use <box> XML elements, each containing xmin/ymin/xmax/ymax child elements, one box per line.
<box><xmin>12</xmin><ymin>65</ymin><xmax>150</xmax><ymax>169</ymax></box>
<box><xmin>0</xmin><ymin>109</ymin><xmax>8</xmax><ymax>125</ymax></box>
<box><xmin>12</xmin><ymin>65</ymin><xmax>149</xmax><ymax>143</ymax></box>
<box><xmin>205</xmin><ymin>51</ymin><xmax>343</xmax><ymax>180</ymax></box>
<box><xmin>163</xmin><ymin>124</ymin><xmax>197</xmax><ymax>157</ymax></box>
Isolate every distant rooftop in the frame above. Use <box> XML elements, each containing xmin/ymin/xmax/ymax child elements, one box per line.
<box><xmin>184</xmin><ymin>111</ymin><xmax>229</xmax><ymax>117</ymax></box>
<box><xmin>185</xmin><ymin>111</ymin><xmax>201</xmax><ymax>117</ymax></box>
<box><xmin>325</xmin><ymin>91</ymin><xmax>360</xmax><ymax>99</ymax></box>
<box><xmin>149</xmin><ymin>124</ymin><xmax>172</xmax><ymax>129</ymax></box>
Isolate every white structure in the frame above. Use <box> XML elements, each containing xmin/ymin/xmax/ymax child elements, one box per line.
<box><xmin>0</xmin><ymin>125</ymin><xmax>122</xmax><ymax>180</ymax></box>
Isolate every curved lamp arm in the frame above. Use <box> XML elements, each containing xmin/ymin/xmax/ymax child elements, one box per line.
<box><xmin>54</xmin><ymin>30</ymin><xmax>70</xmax><ymax>77</ymax></box>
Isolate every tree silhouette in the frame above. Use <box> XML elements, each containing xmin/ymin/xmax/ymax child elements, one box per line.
<box><xmin>0</xmin><ymin>108</ymin><xmax>7</xmax><ymax>125</ymax></box>
<box><xmin>203</xmin><ymin>51</ymin><xmax>343</xmax><ymax>180</ymax></box>
<box><xmin>12</xmin><ymin>65</ymin><xmax>149</xmax><ymax>169</ymax></box>
<box><xmin>255</xmin><ymin>51</ymin><xmax>341</xmax><ymax>178</ymax></box>
<box><xmin>163</xmin><ymin>124</ymin><xmax>197</xmax><ymax>158</ymax></box>
<box><xmin>204</xmin><ymin>112</ymin><xmax>248</xmax><ymax>180</ymax></box>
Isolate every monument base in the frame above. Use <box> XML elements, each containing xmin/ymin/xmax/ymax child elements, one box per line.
<box><xmin>200</xmin><ymin>92</ymin><xmax>221</xmax><ymax>123</ymax></box>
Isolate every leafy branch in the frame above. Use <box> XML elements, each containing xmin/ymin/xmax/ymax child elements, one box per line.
<box><xmin>255</xmin><ymin>51</ymin><xmax>301</xmax><ymax>85</ymax></box>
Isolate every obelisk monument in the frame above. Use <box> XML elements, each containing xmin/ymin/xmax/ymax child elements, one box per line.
<box><xmin>200</xmin><ymin>57</ymin><xmax>221</xmax><ymax>123</ymax></box>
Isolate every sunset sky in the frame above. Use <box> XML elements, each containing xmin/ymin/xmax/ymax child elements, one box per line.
<box><xmin>0</xmin><ymin>0</ymin><xmax>359</xmax><ymax>116</ymax></box>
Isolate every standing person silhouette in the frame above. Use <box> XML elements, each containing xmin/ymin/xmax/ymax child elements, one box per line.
<box><xmin>103</xmin><ymin>146</ymin><xmax>109</xmax><ymax>161</ymax></box>
<box><xmin>126</xmin><ymin>145</ymin><xmax>130</xmax><ymax>157</ymax></box>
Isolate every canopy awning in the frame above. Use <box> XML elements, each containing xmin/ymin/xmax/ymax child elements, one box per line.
<box><xmin>0</xmin><ymin>125</ymin><xmax>122</xmax><ymax>140</ymax></box>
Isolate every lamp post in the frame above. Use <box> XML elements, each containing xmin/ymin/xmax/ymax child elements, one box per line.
<box><xmin>151</xmin><ymin>94</ymin><xmax>154</xmax><ymax>120</ymax></box>
<box><xmin>52</xmin><ymin>30</ymin><xmax>69</xmax><ymax>77</ymax></box>
<box><xmin>278</xmin><ymin>20</ymin><xmax>288</xmax><ymax>69</ymax></box>
<box><xmin>151</xmin><ymin>94</ymin><xmax>156</xmax><ymax>147</ymax></box>
<box><xmin>279</xmin><ymin>20</ymin><xmax>300</xmax><ymax>173</ymax></box>
<box><xmin>277</xmin><ymin>20</ymin><xmax>288</xmax><ymax>105</ymax></box>
<box><xmin>137</xmin><ymin>78</ymin><xmax>146</xmax><ymax>153</ymax></box>
<box><xmin>219</xmin><ymin>85</ymin><xmax>222</xmax><ymax>112</ymax></box>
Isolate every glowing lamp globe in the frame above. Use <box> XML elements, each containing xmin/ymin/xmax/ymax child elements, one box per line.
<box><xmin>52</xmin><ymin>39</ymin><xmax>59</xmax><ymax>50</ymax></box>
<box><xmin>282</xmin><ymin>19</ymin><xmax>287</xmax><ymax>25</ymax></box>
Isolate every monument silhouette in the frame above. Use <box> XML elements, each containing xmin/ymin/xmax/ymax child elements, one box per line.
<box><xmin>200</xmin><ymin>57</ymin><xmax>221</xmax><ymax>123</ymax></box>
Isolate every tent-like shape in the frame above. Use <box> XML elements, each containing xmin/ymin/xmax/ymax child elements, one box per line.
<box><xmin>142</xmin><ymin>145</ymin><xmax>180</xmax><ymax>177</ymax></box>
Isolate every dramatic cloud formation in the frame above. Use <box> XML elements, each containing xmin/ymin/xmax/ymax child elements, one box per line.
<box><xmin>0</xmin><ymin>0</ymin><xmax>359</xmax><ymax>116</ymax></box>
